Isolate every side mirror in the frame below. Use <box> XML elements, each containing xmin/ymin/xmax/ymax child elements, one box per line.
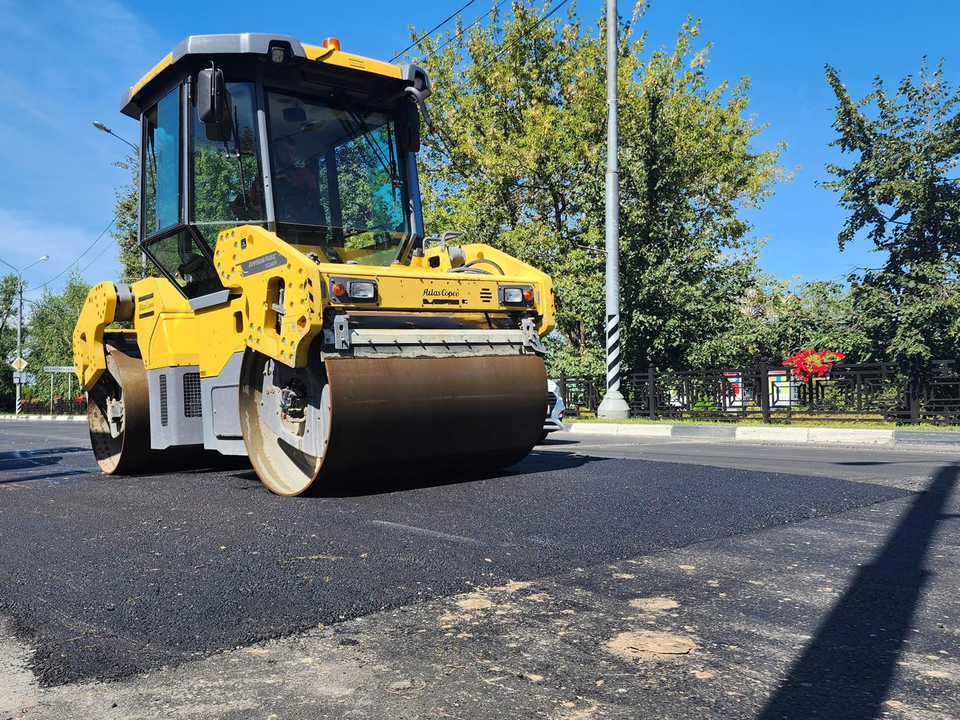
<box><xmin>397</xmin><ymin>97</ymin><xmax>421</xmax><ymax>153</ymax></box>
<box><xmin>197</xmin><ymin>65</ymin><xmax>225</xmax><ymax>124</ymax></box>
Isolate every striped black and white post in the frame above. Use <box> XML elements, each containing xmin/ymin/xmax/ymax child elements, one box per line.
<box><xmin>597</xmin><ymin>0</ymin><xmax>630</xmax><ymax>419</ymax></box>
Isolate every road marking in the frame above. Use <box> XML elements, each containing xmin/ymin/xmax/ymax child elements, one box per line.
<box><xmin>369</xmin><ymin>520</ymin><xmax>512</xmax><ymax>548</ymax></box>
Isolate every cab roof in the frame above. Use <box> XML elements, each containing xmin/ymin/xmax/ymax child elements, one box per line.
<box><xmin>121</xmin><ymin>33</ymin><xmax>409</xmax><ymax>119</ymax></box>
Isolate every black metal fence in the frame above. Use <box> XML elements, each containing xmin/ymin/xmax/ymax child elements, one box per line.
<box><xmin>556</xmin><ymin>359</ymin><xmax>960</xmax><ymax>425</ymax></box>
<box><xmin>18</xmin><ymin>399</ymin><xmax>87</xmax><ymax>415</ymax></box>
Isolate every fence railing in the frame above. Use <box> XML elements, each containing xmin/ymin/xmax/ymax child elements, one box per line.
<box><xmin>18</xmin><ymin>399</ymin><xmax>88</xmax><ymax>416</ymax></box>
<box><xmin>556</xmin><ymin>359</ymin><xmax>960</xmax><ymax>425</ymax></box>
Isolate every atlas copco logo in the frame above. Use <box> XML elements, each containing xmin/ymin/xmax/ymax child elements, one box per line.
<box><xmin>422</xmin><ymin>288</ymin><xmax>461</xmax><ymax>305</ymax></box>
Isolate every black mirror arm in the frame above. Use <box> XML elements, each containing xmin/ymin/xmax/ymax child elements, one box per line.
<box><xmin>404</xmin><ymin>86</ymin><xmax>433</xmax><ymax>132</ymax></box>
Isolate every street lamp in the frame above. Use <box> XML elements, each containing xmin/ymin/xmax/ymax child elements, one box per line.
<box><xmin>92</xmin><ymin>121</ymin><xmax>137</xmax><ymax>153</ymax></box>
<box><xmin>0</xmin><ymin>255</ymin><xmax>49</xmax><ymax>415</ymax></box>
<box><xmin>597</xmin><ymin>0</ymin><xmax>630</xmax><ymax>419</ymax></box>
<box><xmin>93</xmin><ymin>120</ymin><xmax>144</xmax><ymax>276</ymax></box>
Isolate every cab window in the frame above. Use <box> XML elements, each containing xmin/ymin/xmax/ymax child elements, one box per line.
<box><xmin>143</xmin><ymin>87</ymin><xmax>181</xmax><ymax>236</ymax></box>
<box><xmin>191</xmin><ymin>82</ymin><xmax>265</xmax><ymax>239</ymax></box>
<box><xmin>147</xmin><ymin>230</ymin><xmax>223</xmax><ymax>299</ymax></box>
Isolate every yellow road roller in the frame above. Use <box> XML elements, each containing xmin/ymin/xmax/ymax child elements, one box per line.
<box><xmin>73</xmin><ymin>34</ymin><xmax>555</xmax><ymax>495</ymax></box>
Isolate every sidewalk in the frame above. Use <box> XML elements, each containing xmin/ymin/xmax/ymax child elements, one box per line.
<box><xmin>0</xmin><ymin>414</ymin><xmax>87</xmax><ymax>422</ymax></box>
<box><xmin>567</xmin><ymin>421</ymin><xmax>960</xmax><ymax>449</ymax></box>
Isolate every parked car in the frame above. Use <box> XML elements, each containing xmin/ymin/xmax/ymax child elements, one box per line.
<box><xmin>542</xmin><ymin>379</ymin><xmax>567</xmax><ymax>441</ymax></box>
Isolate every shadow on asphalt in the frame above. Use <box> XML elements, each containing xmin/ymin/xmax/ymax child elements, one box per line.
<box><xmin>757</xmin><ymin>462</ymin><xmax>958</xmax><ymax>720</ymax></box>
<box><xmin>0</xmin><ymin>469</ymin><xmax>94</xmax><ymax>485</ymax></box>
<box><xmin>226</xmin><ymin>448</ymin><xmax>603</xmax><ymax>497</ymax></box>
<box><xmin>834</xmin><ymin>460</ymin><xmax>921</xmax><ymax>467</ymax></box>
<box><xmin>0</xmin><ymin>446</ymin><xmax>90</xmax><ymax>472</ymax></box>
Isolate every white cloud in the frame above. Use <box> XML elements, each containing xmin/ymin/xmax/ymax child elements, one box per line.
<box><xmin>0</xmin><ymin>208</ymin><xmax>122</xmax><ymax>292</ymax></box>
<box><xmin>0</xmin><ymin>0</ymin><xmax>161</xmax><ymax>236</ymax></box>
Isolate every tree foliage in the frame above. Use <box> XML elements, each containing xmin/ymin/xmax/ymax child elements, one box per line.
<box><xmin>0</xmin><ymin>274</ymin><xmax>18</xmax><ymax>409</ymax></box>
<box><xmin>412</xmin><ymin>2</ymin><xmax>787</xmax><ymax>375</ymax></box>
<box><xmin>112</xmin><ymin>150</ymin><xmax>153</xmax><ymax>285</ymax></box>
<box><xmin>824</xmin><ymin>60</ymin><xmax>960</xmax><ymax>362</ymax></box>
<box><xmin>23</xmin><ymin>272</ymin><xmax>90</xmax><ymax>400</ymax></box>
<box><xmin>689</xmin><ymin>276</ymin><xmax>869</xmax><ymax>367</ymax></box>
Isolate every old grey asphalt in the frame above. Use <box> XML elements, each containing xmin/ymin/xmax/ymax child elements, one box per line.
<box><xmin>0</xmin><ymin>421</ymin><xmax>957</xmax><ymax>719</ymax></box>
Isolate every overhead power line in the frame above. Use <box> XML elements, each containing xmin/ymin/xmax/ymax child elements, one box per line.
<box><xmin>472</xmin><ymin>0</ymin><xmax>573</xmax><ymax>75</ymax></box>
<box><xmin>28</xmin><ymin>213</ymin><xmax>118</xmax><ymax>294</ymax></box>
<box><xmin>390</xmin><ymin>0</ymin><xmax>480</xmax><ymax>62</ymax></box>
<box><xmin>415</xmin><ymin>0</ymin><xmax>512</xmax><ymax>64</ymax></box>
<box><xmin>77</xmin><ymin>235</ymin><xmax>119</xmax><ymax>277</ymax></box>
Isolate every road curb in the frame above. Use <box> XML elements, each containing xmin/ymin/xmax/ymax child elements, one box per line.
<box><xmin>0</xmin><ymin>415</ymin><xmax>87</xmax><ymax>423</ymax></box>
<box><xmin>567</xmin><ymin>421</ymin><xmax>960</xmax><ymax>448</ymax></box>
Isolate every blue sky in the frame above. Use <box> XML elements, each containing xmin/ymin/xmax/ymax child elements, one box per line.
<box><xmin>0</xmin><ymin>0</ymin><xmax>956</xmax><ymax>297</ymax></box>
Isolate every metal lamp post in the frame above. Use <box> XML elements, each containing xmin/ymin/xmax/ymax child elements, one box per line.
<box><xmin>0</xmin><ymin>255</ymin><xmax>49</xmax><ymax>415</ymax></box>
<box><xmin>93</xmin><ymin>121</ymin><xmax>145</xmax><ymax>277</ymax></box>
<box><xmin>597</xmin><ymin>0</ymin><xmax>630</xmax><ymax>419</ymax></box>
<box><xmin>93</xmin><ymin>121</ymin><xmax>138</xmax><ymax>153</ymax></box>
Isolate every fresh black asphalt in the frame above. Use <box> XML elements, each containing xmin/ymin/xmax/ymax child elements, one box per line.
<box><xmin>0</xmin><ymin>423</ymin><xmax>911</xmax><ymax>687</ymax></box>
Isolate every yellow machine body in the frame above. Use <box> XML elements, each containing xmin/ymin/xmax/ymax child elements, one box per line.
<box><xmin>74</xmin><ymin>33</ymin><xmax>555</xmax><ymax>495</ymax></box>
<box><xmin>75</xmin><ymin>229</ymin><xmax>553</xmax><ymax>383</ymax></box>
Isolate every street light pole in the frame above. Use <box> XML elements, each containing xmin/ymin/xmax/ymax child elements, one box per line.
<box><xmin>0</xmin><ymin>256</ymin><xmax>48</xmax><ymax>415</ymax></box>
<box><xmin>93</xmin><ymin>121</ymin><xmax>145</xmax><ymax>277</ymax></box>
<box><xmin>597</xmin><ymin>0</ymin><xmax>630</xmax><ymax>419</ymax></box>
<box><xmin>92</xmin><ymin>121</ymin><xmax>138</xmax><ymax>153</ymax></box>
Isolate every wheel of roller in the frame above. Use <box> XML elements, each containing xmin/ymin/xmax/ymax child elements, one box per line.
<box><xmin>239</xmin><ymin>346</ymin><xmax>546</xmax><ymax>496</ymax></box>
<box><xmin>238</xmin><ymin>348</ymin><xmax>329</xmax><ymax>496</ymax></box>
<box><xmin>87</xmin><ymin>342</ymin><xmax>153</xmax><ymax>474</ymax></box>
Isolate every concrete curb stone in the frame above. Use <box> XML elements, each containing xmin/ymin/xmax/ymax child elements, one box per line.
<box><xmin>672</xmin><ymin>424</ymin><xmax>736</xmax><ymax>440</ymax></box>
<box><xmin>807</xmin><ymin>428</ymin><xmax>893</xmax><ymax>444</ymax></box>
<box><xmin>736</xmin><ymin>426</ymin><xmax>810</xmax><ymax>444</ymax></box>
<box><xmin>568</xmin><ymin>421</ymin><xmax>960</xmax><ymax>449</ymax></box>
<box><xmin>0</xmin><ymin>415</ymin><xmax>87</xmax><ymax>423</ymax></box>
<box><xmin>892</xmin><ymin>430</ymin><xmax>960</xmax><ymax>446</ymax></box>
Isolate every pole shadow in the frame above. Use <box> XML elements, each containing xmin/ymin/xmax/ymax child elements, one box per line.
<box><xmin>757</xmin><ymin>463</ymin><xmax>958</xmax><ymax>720</ymax></box>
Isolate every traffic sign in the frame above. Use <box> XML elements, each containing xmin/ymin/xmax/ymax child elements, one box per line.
<box><xmin>10</xmin><ymin>357</ymin><xmax>27</xmax><ymax>372</ymax></box>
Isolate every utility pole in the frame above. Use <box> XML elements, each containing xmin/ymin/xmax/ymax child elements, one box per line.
<box><xmin>0</xmin><ymin>255</ymin><xmax>49</xmax><ymax>415</ymax></box>
<box><xmin>597</xmin><ymin>0</ymin><xmax>630</xmax><ymax>419</ymax></box>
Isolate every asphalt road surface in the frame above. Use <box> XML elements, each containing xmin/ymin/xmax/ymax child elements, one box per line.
<box><xmin>0</xmin><ymin>421</ymin><xmax>957</xmax><ymax>719</ymax></box>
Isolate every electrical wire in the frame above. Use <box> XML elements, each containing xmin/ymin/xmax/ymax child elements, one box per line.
<box><xmin>28</xmin><ymin>213</ymin><xmax>118</xmax><ymax>294</ymax></box>
<box><xmin>77</xmin><ymin>236</ymin><xmax>118</xmax><ymax>276</ymax></box>
<box><xmin>390</xmin><ymin>0</ymin><xmax>480</xmax><ymax>62</ymax></box>
<box><xmin>471</xmin><ymin>0</ymin><xmax>573</xmax><ymax>75</ymax></box>
<box><xmin>414</xmin><ymin>0</ymin><xmax>512</xmax><ymax>64</ymax></box>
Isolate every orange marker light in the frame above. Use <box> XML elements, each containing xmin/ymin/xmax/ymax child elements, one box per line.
<box><xmin>522</xmin><ymin>289</ymin><xmax>534</xmax><ymax>302</ymax></box>
<box><xmin>322</xmin><ymin>37</ymin><xmax>341</xmax><ymax>51</ymax></box>
<box><xmin>332</xmin><ymin>282</ymin><xmax>347</xmax><ymax>297</ymax></box>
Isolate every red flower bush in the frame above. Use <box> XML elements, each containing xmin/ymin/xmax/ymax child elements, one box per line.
<box><xmin>783</xmin><ymin>349</ymin><xmax>846</xmax><ymax>383</ymax></box>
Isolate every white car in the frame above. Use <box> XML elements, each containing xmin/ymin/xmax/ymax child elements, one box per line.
<box><xmin>542</xmin><ymin>379</ymin><xmax>567</xmax><ymax>441</ymax></box>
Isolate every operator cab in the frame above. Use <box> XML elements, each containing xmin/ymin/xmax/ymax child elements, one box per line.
<box><xmin>122</xmin><ymin>33</ymin><xmax>430</xmax><ymax>304</ymax></box>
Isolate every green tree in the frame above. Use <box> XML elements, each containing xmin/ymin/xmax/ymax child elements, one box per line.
<box><xmin>824</xmin><ymin>60</ymin><xmax>960</xmax><ymax>362</ymax></box>
<box><xmin>24</xmin><ymin>272</ymin><xmax>90</xmax><ymax>400</ymax></box>
<box><xmin>689</xmin><ymin>277</ymin><xmax>869</xmax><ymax>367</ymax></box>
<box><xmin>0</xmin><ymin>274</ymin><xmax>18</xmax><ymax>409</ymax></box>
<box><xmin>411</xmin><ymin>2</ymin><xmax>787</xmax><ymax>376</ymax></box>
<box><xmin>112</xmin><ymin>150</ymin><xmax>153</xmax><ymax>285</ymax></box>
